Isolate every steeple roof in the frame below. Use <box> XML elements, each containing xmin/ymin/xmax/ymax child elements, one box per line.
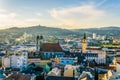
<box><xmin>83</xmin><ymin>32</ymin><xmax>86</xmax><ymax>39</ymax></box>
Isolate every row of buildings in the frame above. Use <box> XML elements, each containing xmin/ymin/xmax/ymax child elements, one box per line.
<box><xmin>0</xmin><ymin>33</ymin><xmax>119</xmax><ymax>80</ymax></box>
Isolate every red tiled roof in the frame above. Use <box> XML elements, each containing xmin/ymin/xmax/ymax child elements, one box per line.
<box><xmin>87</xmin><ymin>48</ymin><xmax>101</xmax><ymax>50</ymax></box>
<box><xmin>41</xmin><ymin>43</ymin><xmax>63</xmax><ymax>52</ymax></box>
<box><xmin>5</xmin><ymin>74</ymin><xmax>31</xmax><ymax>80</ymax></box>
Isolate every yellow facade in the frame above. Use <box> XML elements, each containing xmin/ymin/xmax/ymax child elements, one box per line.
<box><xmin>75</xmin><ymin>70</ymin><xmax>80</xmax><ymax>77</ymax></box>
<box><xmin>98</xmin><ymin>74</ymin><xmax>107</xmax><ymax>80</ymax></box>
<box><xmin>64</xmin><ymin>69</ymin><xmax>74</xmax><ymax>77</ymax></box>
<box><xmin>82</xmin><ymin>39</ymin><xmax>87</xmax><ymax>53</ymax></box>
<box><xmin>107</xmin><ymin>70</ymin><xmax>112</xmax><ymax>79</ymax></box>
<box><xmin>80</xmin><ymin>77</ymin><xmax>87</xmax><ymax>80</ymax></box>
<box><xmin>54</xmin><ymin>58</ymin><xmax>60</xmax><ymax>63</ymax></box>
<box><xmin>98</xmin><ymin>70</ymin><xmax>113</xmax><ymax>80</ymax></box>
<box><xmin>2</xmin><ymin>57</ymin><xmax>4</xmax><ymax>68</ymax></box>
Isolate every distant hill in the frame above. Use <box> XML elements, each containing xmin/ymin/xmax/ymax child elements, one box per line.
<box><xmin>0</xmin><ymin>26</ymin><xmax>120</xmax><ymax>38</ymax></box>
<box><xmin>74</xmin><ymin>26</ymin><xmax>120</xmax><ymax>37</ymax></box>
<box><xmin>0</xmin><ymin>26</ymin><xmax>76</xmax><ymax>37</ymax></box>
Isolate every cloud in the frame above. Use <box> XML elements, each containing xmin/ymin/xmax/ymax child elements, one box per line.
<box><xmin>50</xmin><ymin>4</ymin><xmax>105</xmax><ymax>28</ymax></box>
<box><xmin>36</xmin><ymin>13</ymin><xmax>42</xmax><ymax>16</ymax></box>
<box><xmin>0</xmin><ymin>9</ymin><xmax>18</xmax><ymax>28</ymax></box>
<box><xmin>0</xmin><ymin>8</ymin><xmax>17</xmax><ymax>19</ymax></box>
<box><xmin>0</xmin><ymin>9</ymin><xmax>6</xmax><ymax>12</ymax></box>
<box><xmin>24</xmin><ymin>18</ymin><xmax>42</xmax><ymax>23</ymax></box>
<box><xmin>0</xmin><ymin>9</ymin><xmax>17</xmax><ymax>20</ymax></box>
<box><xmin>0</xmin><ymin>9</ymin><xmax>44</xmax><ymax>29</ymax></box>
<box><xmin>0</xmin><ymin>9</ymin><xmax>45</xmax><ymax>29</ymax></box>
<box><xmin>9</xmin><ymin>13</ymin><xmax>17</xmax><ymax>18</ymax></box>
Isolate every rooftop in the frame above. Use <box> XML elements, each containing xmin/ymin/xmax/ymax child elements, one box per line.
<box><xmin>5</xmin><ymin>73</ymin><xmax>32</xmax><ymax>80</ymax></box>
<box><xmin>41</xmin><ymin>43</ymin><xmax>63</xmax><ymax>52</ymax></box>
<box><xmin>46</xmin><ymin>76</ymin><xmax>75</xmax><ymax>80</ymax></box>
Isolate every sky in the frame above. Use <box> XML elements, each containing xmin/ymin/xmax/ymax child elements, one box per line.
<box><xmin>0</xmin><ymin>0</ymin><xmax>120</xmax><ymax>29</ymax></box>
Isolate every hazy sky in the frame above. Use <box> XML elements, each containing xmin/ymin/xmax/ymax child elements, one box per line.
<box><xmin>0</xmin><ymin>0</ymin><xmax>120</xmax><ymax>29</ymax></box>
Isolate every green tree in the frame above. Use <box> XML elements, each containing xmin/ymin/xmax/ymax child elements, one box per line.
<box><xmin>36</xmin><ymin>74</ymin><xmax>45</xmax><ymax>80</ymax></box>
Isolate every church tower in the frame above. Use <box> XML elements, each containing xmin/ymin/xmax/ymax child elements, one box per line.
<box><xmin>82</xmin><ymin>33</ymin><xmax>87</xmax><ymax>53</ymax></box>
<box><xmin>36</xmin><ymin>35</ymin><xmax>43</xmax><ymax>56</ymax></box>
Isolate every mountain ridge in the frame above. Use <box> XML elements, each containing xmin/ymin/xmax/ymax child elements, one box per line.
<box><xmin>0</xmin><ymin>25</ymin><xmax>120</xmax><ymax>37</ymax></box>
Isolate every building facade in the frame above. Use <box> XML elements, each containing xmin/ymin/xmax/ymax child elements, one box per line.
<box><xmin>40</xmin><ymin>43</ymin><xmax>65</xmax><ymax>60</ymax></box>
<box><xmin>2</xmin><ymin>50</ymin><xmax>28</xmax><ymax>70</ymax></box>
<box><xmin>82</xmin><ymin>33</ymin><xmax>87</xmax><ymax>53</ymax></box>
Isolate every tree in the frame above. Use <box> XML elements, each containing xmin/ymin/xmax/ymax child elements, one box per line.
<box><xmin>36</xmin><ymin>74</ymin><xmax>45</xmax><ymax>80</ymax></box>
<box><xmin>34</xmin><ymin>66</ymin><xmax>43</xmax><ymax>72</ymax></box>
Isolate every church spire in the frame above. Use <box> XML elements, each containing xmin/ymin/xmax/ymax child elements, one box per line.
<box><xmin>83</xmin><ymin>32</ymin><xmax>86</xmax><ymax>39</ymax></box>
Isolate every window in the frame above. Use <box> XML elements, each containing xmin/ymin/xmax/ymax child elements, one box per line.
<box><xmin>61</xmin><ymin>61</ymin><xmax>64</xmax><ymax>63</ymax></box>
<box><xmin>52</xmin><ymin>52</ymin><xmax>54</xmax><ymax>55</ymax></box>
<box><xmin>44</xmin><ymin>53</ymin><xmax>47</xmax><ymax>56</ymax></box>
<box><xmin>67</xmin><ymin>61</ymin><xmax>69</xmax><ymax>63</ymax></box>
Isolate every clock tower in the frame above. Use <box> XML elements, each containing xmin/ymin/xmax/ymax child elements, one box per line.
<box><xmin>82</xmin><ymin>33</ymin><xmax>87</xmax><ymax>53</ymax></box>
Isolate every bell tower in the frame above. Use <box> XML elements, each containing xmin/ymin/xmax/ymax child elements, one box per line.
<box><xmin>82</xmin><ymin>33</ymin><xmax>87</xmax><ymax>53</ymax></box>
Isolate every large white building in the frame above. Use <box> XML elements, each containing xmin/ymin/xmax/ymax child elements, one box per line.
<box><xmin>92</xmin><ymin>33</ymin><xmax>96</xmax><ymax>39</ymax></box>
<box><xmin>2</xmin><ymin>50</ymin><xmax>28</xmax><ymax>70</ymax></box>
<box><xmin>83</xmin><ymin>47</ymin><xmax>106</xmax><ymax>64</ymax></box>
<box><xmin>83</xmin><ymin>52</ymin><xmax>106</xmax><ymax>64</ymax></box>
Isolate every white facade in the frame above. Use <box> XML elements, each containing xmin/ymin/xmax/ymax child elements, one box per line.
<box><xmin>96</xmin><ymin>52</ymin><xmax>106</xmax><ymax>64</ymax></box>
<box><xmin>86</xmin><ymin>49</ymin><xmax>102</xmax><ymax>53</ymax></box>
<box><xmin>85</xmin><ymin>52</ymin><xmax>106</xmax><ymax>64</ymax></box>
<box><xmin>97</xmin><ymin>35</ymin><xmax>101</xmax><ymax>40</ymax></box>
<box><xmin>101</xmin><ymin>40</ymin><xmax>109</xmax><ymax>44</ymax></box>
<box><xmin>2</xmin><ymin>50</ymin><xmax>28</xmax><ymax>70</ymax></box>
<box><xmin>2</xmin><ymin>56</ymin><xmax>11</xmax><ymax>68</ymax></box>
<box><xmin>11</xmin><ymin>55</ymin><xmax>18</xmax><ymax>68</ymax></box>
<box><xmin>48</xmin><ymin>68</ymin><xmax>61</xmax><ymax>76</ymax></box>
<box><xmin>116</xmin><ymin>52</ymin><xmax>120</xmax><ymax>56</ymax></box>
<box><xmin>116</xmin><ymin>63</ymin><xmax>120</xmax><ymax>74</ymax></box>
<box><xmin>78</xmin><ymin>71</ymin><xmax>93</xmax><ymax>80</ymax></box>
<box><xmin>92</xmin><ymin>33</ymin><xmax>96</xmax><ymax>39</ymax></box>
<box><xmin>77</xmin><ymin>42</ymin><xmax>82</xmax><ymax>48</ymax></box>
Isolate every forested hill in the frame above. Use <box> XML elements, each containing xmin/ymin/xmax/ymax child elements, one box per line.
<box><xmin>0</xmin><ymin>26</ymin><xmax>120</xmax><ymax>37</ymax></box>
